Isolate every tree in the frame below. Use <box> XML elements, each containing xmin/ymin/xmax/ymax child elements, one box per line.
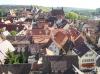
<box><xmin>65</xmin><ymin>12</ymin><xmax>78</xmax><ymax>20</ymax></box>
<box><xmin>78</xmin><ymin>15</ymin><xmax>89</xmax><ymax>20</ymax></box>
<box><xmin>10</xmin><ymin>31</ymin><xmax>18</xmax><ymax>36</ymax></box>
<box><xmin>0</xmin><ymin>9</ymin><xmax>2</xmax><ymax>17</ymax></box>
<box><xmin>0</xmin><ymin>9</ymin><xmax>7</xmax><ymax>17</ymax></box>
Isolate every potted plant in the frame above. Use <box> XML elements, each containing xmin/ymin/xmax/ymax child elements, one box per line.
<box><xmin>0</xmin><ymin>50</ymin><xmax>31</xmax><ymax>74</ymax></box>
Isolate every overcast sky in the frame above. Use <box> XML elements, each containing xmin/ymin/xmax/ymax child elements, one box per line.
<box><xmin>0</xmin><ymin>0</ymin><xmax>100</xmax><ymax>9</ymax></box>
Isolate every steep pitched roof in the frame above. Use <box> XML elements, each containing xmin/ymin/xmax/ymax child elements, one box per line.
<box><xmin>68</xmin><ymin>28</ymin><xmax>80</xmax><ymax>41</ymax></box>
<box><xmin>0</xmin><ymin>23</ymin><xmax>24</xmax><ymax>31</ymax></box>
<box><xmin>51</xmin><ymin>8</ymin><xmax>64</xmax><ymax>16</ymax></box>
<box><xmin>73</xmin><ymin>36</ymin><xmax>90</xmax><ymax>57</ymax></box>
<box><xmin>54</xmin><ymin>31</ymin><xmax>66</xmax><ymax>44</ymax></box>
<box><xmin>64</xmin><ymin>27</ymin><xmax>90</xmax><ymax>57</ymax></box>
<box><xmin>31</xmin><ymin>29</ymin><xmax>50</xmax><ymax>35</ymax></box>
<box><xmin>31</xmin><ymin>29</ymin><xmax>51</xmax><ymax>44</ymax></box>
<box><xmin>6</xmin><ymin>36</ymin><xmax>31</xmax><ymax>45</ymax></box>
<box><xmin>53</xmin><ymin>29</ymin><xmax>68</xmax><ymax>48</ymax></box>
<box><xmin>51</xmin><ymin>28</ymin><xmax>90</xmax><ymax>56</ymax></box>
<box><xmin>42</xmin><ymin>38</ymin><xmax>53</xmax><ymax>49</ymax></box>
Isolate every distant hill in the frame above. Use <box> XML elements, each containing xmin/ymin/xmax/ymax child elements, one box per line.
<box><xmin>63</xmin><ymin>7</ymin><xmax>94</xmax><ymax>12</ymax></box>
<box><xmin>0</xmin><ymin>5</ymin><xmax>96</xmax><ymax>16</ymax></box>
<box><xmin>0</xmin><ymin>5</ymin><xmax>31</xmax><ymax>11</ymax></box>
<box><xmin>0</xmin><ymin>5</ymin><xmax>95</xmax><ymax>11</ymax></box>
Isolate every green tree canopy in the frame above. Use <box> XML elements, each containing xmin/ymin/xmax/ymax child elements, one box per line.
<box><xmin>0</xmin><ymin>9</ymin><xmax>7</xmax><ymax>17</ymax></box>
<box><xmin>0</xmin><ymin>9</ymin><xmax>2</xmax><ymax>17</ymax></box>
<box><xmin>78</xmin><ymin>15</ymin><xmax>89</xmax><ymax>20</ymax></box>
<box><xmin>10</xmin><ymin>30</ymin><xmax>18</xmax><ymax>36</ymax></box>
<box><xmin>65</xmin><ymin>12</ymin><xmax>78</xmax><ymax>20</ymax></box>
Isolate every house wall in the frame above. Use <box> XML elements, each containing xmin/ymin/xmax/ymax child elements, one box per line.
<box><xmin>82</xmin><ymin>24</ymin><xmax>95</xmax><ymax>34</ymax></box>
<box><xmin>97</xmin><ymin>37</ymin><xmax>100</xmax><ymax>47</ymax></box>
<box><xmin>48</xmin><ymin>42</ymin><xmax>59</xmax><ymax>55</ymax></box>
<box><xmin>14</xmin><ymin>44</ymin><xmax>29</xmax><ymax>52</ymax></box>
<box><xmin>97</xmin><ymin>67</ymin><xmax>100</xmax><ymax>74</ymax></box>
<box><xmin>78</xmin><ymin>50</ymin><xmax>97</xmax><ymax>70</ymax></box>
<box><xmin>83</xmin><ymin>72</ymin><xmax>95</xmax><ymax>74</ymax></box>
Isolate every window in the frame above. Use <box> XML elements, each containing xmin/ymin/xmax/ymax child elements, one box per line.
<box><xmin>82</xmin><ymin>60</ymin><xmax>84</xmax><ymax>63</ymax></box>
<box><xmin>85</xmin><ymin>54</ymin><xmax>88</xmax><ymax>57</ymax></box>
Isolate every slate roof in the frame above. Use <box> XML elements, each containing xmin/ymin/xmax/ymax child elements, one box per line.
<box><xmin>56</xmin><ymin>19</ymin><xmax>68</xmax><ymax>28</ymax></box>
<box><xmin>51</xmin><ymin>8</ymin><xmax>64</xmax><ymax>16</ymax></box>
<box><xmin>68</xmin><ymin>28</ymin><xmax>80</xmax><ymax>40</ymax></box>
<box><xmin>63</xmin><ymin>28</ymin><xmax>91</xmax><ymax>57</ymax></box>
<box><xmin>46</xmin><ymin>16</ymin><xmax>57</xmax><ymax>27</ymax></box>
<box><xmin>73</xmin><ymin>36</ymin><xmax>90</xmax><ymax>57</ymax></box>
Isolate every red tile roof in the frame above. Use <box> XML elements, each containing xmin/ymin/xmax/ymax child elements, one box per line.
<box><xmin>68</xmin><ymin>28</ymin><xmax>80</xmax><ymax>41</ymax></box>
<box><xmin>31</xmin><ymin>29</ymin><xmax>50</xmax><ymax>35</ymax></box>
<box><xmin>54</xmin><ymin>31</ymin><xmax>66</xmax><ymax>44</ymax></box>
<box><xmin>53</xmin><ymin>29</ymin><xmax>69</xmax><ymax>48</ymax></box>
<box><xmin>0</xmin><ymin>23</ymin><xmax>24</xmax><ymax>31</ymax></box>
<box><xmin>30</xmin><ymin>29</ymin><xmax>51</xmax><ymax>44</ymax></box>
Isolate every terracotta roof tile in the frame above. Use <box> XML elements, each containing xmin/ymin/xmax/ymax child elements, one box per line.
<box><xmin>0</xmin><ymin>24</ymin><xmax>24</xmax><ymax>31</ymax></box>
<box><xmin>31</xmin><ymin>29</ymin><xmax>51</xmax><ymax>43</ymax></box>
<box><xmin>6</xmin><ymin>36</ymin><xmax>32</xmax><ymax>44</ymax></box>
<box><xmin>31</xmin><ymin>29</ymin><xmax>50</xmax><ymax>35</ymax></box>
<box><xmin>53</xmin><ymin>30</ymin><xmax>68</xmax><ymax>47</ymax></box>
<box><xmin>68</xmin><ymin>28</ymin><xmax>80</xmax><ymax>41</ymax></box>
<box><xmin>54</xmin><ymin>31</ymin><xmax>66</xmax><ymax>44</ymax></box>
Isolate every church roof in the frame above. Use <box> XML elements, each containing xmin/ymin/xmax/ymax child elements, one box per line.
<box><xmin>51</xmin><ymin>8</ymin><xmax>64</xmax><ymax>16</ymax></box>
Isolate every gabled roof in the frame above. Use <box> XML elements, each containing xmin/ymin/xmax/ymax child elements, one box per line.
<box><xmin>42</xmin><ymin>38</ymin><xmax>53</xmax><ymax>49</ymax></box>
<box><xmin>31</xmin><ymin>28</ymin><xmax>50</xmax><ymax>35</ymax></box>
<box><xmin>0</xmin><ymin>23</ymin><xmax>24</xmax><ymax>31</ymax></box>
<box><xmin>54</xmin><ymin>31</ymin><xmax>66</xmax><ymax>44</ymax></box>
<box><xmin>73</xmin><ymin>36</ymin><xmax>90</xmax><ymax>57</ymax></box>
<box><xmin>68</xmin><ymin>28</ymin><xmax>80</xmax><ymax>41</ymax></box>
<box><xmin>31</xmin><ymin>29</ymin><xmax>51</xmax><ymax>44</ymax></box>
<box><xmin>63</xmin><ymin>27</ymin><xmax>90</xmax><ymax>57</ymax></box>
<box><xmin>53</xmin><ymin>29</ymin><xmax>68</xmax><ymax>48</ymax></box>
<box><xmin>56</xmin><ymin>19</ymin><xmax>68</xmax><ymax>28</ymax></box>
<box><xmin>6</xmin><ymin>36</ymin><xmax>31</xmax><ymax>45</ymax></box>
<box><xmin>84</xmin><ymin>20</ymin><xmax>99</xmax><ymax>27</ymax></box>
<box><xmin>7</xmin><ymin>36</ymin><xmax>32</xmax><ymax>41</ymax></box>
<box><xmin>50</xmin><ymin>28</ymin><xmax>90</xmax><ymax>56</ymax></box>
<box><xmin>51</xmin><ymin>8</ymin><xmax>64</xmax><ymax>16</ymax></box>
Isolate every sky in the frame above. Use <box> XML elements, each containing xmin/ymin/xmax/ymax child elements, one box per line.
<box><xmin>0</xmin><ymin>0</ymin><xmax>100</xmax><ymax>9</ymax></box>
